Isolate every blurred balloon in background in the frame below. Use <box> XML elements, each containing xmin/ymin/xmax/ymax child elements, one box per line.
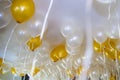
<box><xmin>26</xmin><ymin>15</ymin><xmax>43</xmax><ymax>37</ymax></box>
<box><xmin>0</xmin><ymin>1</ymin><xmax>11</xmax><ymax>29</ymax></box>
<box><xmin>15</xmin><ymin>23</ymin><xmax>31</xmax><ymax>44</ymax></box>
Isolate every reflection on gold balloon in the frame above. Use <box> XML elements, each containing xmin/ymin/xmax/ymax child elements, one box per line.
<box><xmin>50</xmin><ymin>45</ymin><xmax>68</xmax><ymax>62</ymax></box>
<box><xmin>27</xmin><ymin>35</ymin><xmax>42</xmax><ymax>51</ymax></box>
<box><xmin>10</xmin><ymin>0</ymin><xmax>35</xmax><ymax>23</ymax></box>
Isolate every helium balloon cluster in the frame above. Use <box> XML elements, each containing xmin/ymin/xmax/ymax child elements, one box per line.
<box><xmin>0</xmin><ymin>0</ymin><xmax>120</xmax><ymax>80</ymax></box>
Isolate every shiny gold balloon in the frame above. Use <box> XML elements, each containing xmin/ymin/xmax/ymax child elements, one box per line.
<box><xmin>93</xmin><ymin>38</ymin><xmax>120</xmax><ymax>60</ymax></box>
<box><xmin>104</xmin><ymin>47</ymin><xmax>117</xmax><ymax>60</ymax></box>
<box><xmin>11</xmin><ymin>0</ymin><xmax>35</xmax><ymax>23</ymax></box>
<box><xmin>93</xmin><ymin>38</ymin><xmax>118</xmax><ymax>53</ymax></box>
<box><xmin>93</xmin><ymin>40</ymin><xmax>104</xmax><ymax>53</ymax></box>
<box><xmin>103</xmin><ymin>38</ymin><xmax>120</xmax><ymax>60</ymax></box>
<box><xmin>27</xmin><ymin>35</ymin><xmax>42</xmax><ymax>51</ymax></box>
<box><xmin>50</xmin><ymin>45</ymin><xmax>68</xmax><ymax>62</ymax></box>
<box><xmin>105</xmin><ymin>38</ymin><xmax>118</xmax><ymax>49</ymax></box>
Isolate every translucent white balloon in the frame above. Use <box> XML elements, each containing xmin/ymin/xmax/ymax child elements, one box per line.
<box><xmin>100</xmin><ymin>72</ymin><xmax>110</xmax><ymax>80</ymax></box>
<box><xmin>61</xmin><ymin>25</ymin><xmax>74</xmax><ymax>38</ymax></box>
<box><xmin>94</xmin><ymin>31</ymin><xmax>107</xmax><ymax>43</ymax></box>
<box><xmin>74</xmin><ymin>57</ymin><xmax>81</xmax><ymax>67</ymax></box>
<box><xmin>89</xmin><ymin>65</ymin><xmax>102</xmax><ymax>80</ymax></box>
<box><xmin>60</xmin><ymin>17</ymin><xmax>81</xmax><ymax>38</ymax></box>
<box><xmin>27</xmin><ymin>16</ymin><xmax>43</xmax><ymax>37</ymax></box>
<box><xmin>65</xmin><ymin>44</ymin><xmax>80</xmax><ymax>55</ymax></box>
<box><xmin>107</xmin><ymin>26</ymin><xmax>119</xmax><ymax>39</ymax></box>
<box><xmin>66</xmin><ymin>35</ymin><xmax>83</xmax><ymax>48</ymax></box>
<box><xmin>37</xmin><ymin>41</ymin><xmax>50</xmax><ymax>57</ymax></box>
<box><xmin>0</xmin><ymin>0</ymin><xmax>11</xmax><ymax>8</ymax></box>
<box><xmin>93</xmin><ymin>0</ymin><xmax>117</xmax><ymax>17</ymax></box>
<box><xmin>15</xmin><ymin>24</ymin><xmax>31</xmax><ymax>43</ymax></box>
<box><xmin>89</xmin><ymin>71</ymin><xmax>100</xmax><ymax>80</ymax></box>
<box><xmin>0</xmin><ymin>8</ymin><xmax>11</xmax><ymax>29</ymax></box>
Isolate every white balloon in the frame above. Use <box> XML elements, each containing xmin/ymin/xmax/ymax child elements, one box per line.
<box><xmin>60</xmin><ymin>18</ymin><xmax>81</xmax><ymax>38</ymax></box>
<box><xmin>27</xmin><ymin>16</ymin><xmax>43</xmax><ymax>37</ymax></box>
<box><xmin>61</xmin><ymin>25</ymin><xmax>74</xmax><ymax>38</ymax></box>
<box><xmin>37</xmin><ymin>41</ymin><xmax>50</xmax><ymax>57</ymax></box>
<box><xmin>15</xmin><ymin>24</ymin><xmax>31</xmax><ymax>43</ymax></box>
<box><xmin>74</xmin><ymin>58</ymin><xmax>81</xmax><ymax>67</ymax></box>
<box><xmin>65</xmin><ymin>44</ymin><xmax>80</xmax><ymax>55</ymax></box>
<box><xmin>66</xmin><ymin>35</ymin><xmax>83</xmax><ymax>48</ymax></box>
<box><xmin>107</xmin><ymin>26</ymin><xmax>119</xmax><ymax>39</ymax></box>
<box><xmin>0</xmin><ymin>8</ymin><xmax>11</xmax><ymax>29</ymax></box>
<box><xmin>89</xmin><ymin>71</ymin><xmax>100</xmax><ymax>80</ymax></box>
<box><xmin>94</xmin><ymin>31</ymin><xmax>107</xmax><ymax>43</ymax></box>
<box><xmin>0</xmin><ymin>0</ymin><xmax>11</xmax><ymax>8</ymax></box>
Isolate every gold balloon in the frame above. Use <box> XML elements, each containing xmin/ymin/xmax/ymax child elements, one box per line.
<box><xmin>11</xmin><ymin>0</ymin><xmax>35</xmax><ymax>23</ymax></box>
<box><xmin>0</xmin><ymin>58</ymin><xmax>3</xmax><ymax>66</ymax></box>
<box><xmin>102</xmin><ymin>38</ymin><xmax>120</xmax><ymax>60</ymax></box>
<box><xmin>76</xmin><ymin>65</ymin><xmax>83</xmax><ymax>76</ymax></box>
<box><xmin>66</xmin><ymin>69</ymin><xmax>75</xmax><ymax>78</ymax></box>
<box><xmin>0</xmin><ymin>58</ymin><xmax>3</xmax><ymax>74</ymax></box>
<box><xmin>93</xmin><ymin>40</ymin><xmax>104</xmax><ymax>53</ymax></box>
<box><xmin>105</xmin><ymin>38</ymin><xmax>118</xmax><ymax>49</ymax></box>
<box><xmin>32</xmin><ymin>67</ymin><xmax>40</xmax><ymax>76</ymax></box>
<box><xmin>50</xmin><ymin>45</ymin><xmax>68</xmax><ymax>62</ymax></box>
<box><xmin>20</xmin><ymin>73</ymin><xmax>25</xmax><ymax>77</ymax></box>
<box><xmin>11</xmin><ymin>67</ymin><xmax>17</xmax><ymax>74</ymax></box>
<box><xmin>109</xmin><ymin>74</ymin><xmax>116</xmax><ymax>80</ymax></box>
<box><xmin>0</xmin><ymin>58</ymin><xmax>9</xmax><ymax>74</ymax></box>
<box><xmin>0</xmin><ymin>69</ymin><xmax>2</xmax><ymax>74</ymax></box>
<box><xmin>104</xmin><ymin>47</ymin><xmax>117</xmax><ymax>60</ymax></box>
<box><xmin>93</xmin><ymin>38</ymin><xmax>120</xmax><ymax>60</ymax></box>
<box><xmin>27</xmin><ymin>35</ymin><xmax>42</xmax><ymax>51</ymax></box>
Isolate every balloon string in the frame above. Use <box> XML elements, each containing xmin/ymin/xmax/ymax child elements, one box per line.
<box><xmin>3</xmin><ymin>24</ymin><xmax>17</xmax><ymax>63</ymax></box>
<box><xmin>80</xmin><ymin>0</ymin><xmax>93</xmax><ymax>80</ymax></box>
<box><xmin>107</xmin><ymin>4</ymin><xmax>111</xmax><ymax>20</ymax></box>
<box><xmin>30</xmin><ymin>57</ymin><xmax>37</xmax><ymax>78</ymax></box>
<box><xmin>30</xmin><ymin>0</ymin><xmax>54</xmax><ymax>77</ymax></box>
<box><xmin>40</xmin><ymin>0</ymin><xmax>54</xmax><ymax>39</ymax></box>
